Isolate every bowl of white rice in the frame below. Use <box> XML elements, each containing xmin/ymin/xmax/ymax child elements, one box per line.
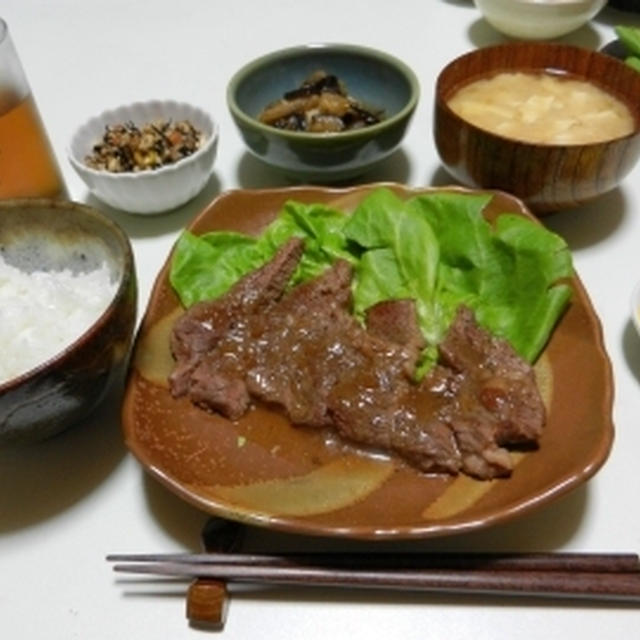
<box><xmin>0</xmin><ymin>199</ymin><xmax>137</xmax><ymax>443</ymax></box>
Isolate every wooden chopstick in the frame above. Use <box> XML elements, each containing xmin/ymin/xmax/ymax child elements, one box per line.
<box><xmin>107</xmin><ymin>551</ymin><xmax>640</xmax><ymax>573</ymax></box>
<box><xmin>107</xmin><ymin>552</ymin><xmax>640</xmax><ymax>603</ymax></box>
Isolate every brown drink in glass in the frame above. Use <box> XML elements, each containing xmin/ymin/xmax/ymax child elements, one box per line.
<box><xmin>0</xmin><ymin>18</ymin><xmax>66</xmax><ymax>199</ymax></box>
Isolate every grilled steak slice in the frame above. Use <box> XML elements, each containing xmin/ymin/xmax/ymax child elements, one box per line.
<box><xmin>184</xmin><ymin>259</ymin><xmax>354</xmax><ymax>424</ymax></box>
<box><xmin>328</xmin><ymin>381</ymin><xmax>462</xmax><ymax>475</ymax></box>
<box><xmin>365</xmin><ymin>299</ymin><xmax>426</xmax><ymax>374</ymax></box>
<box><xmin>244</xmin><ymin>260</ymin><xmax>354</xmax><ymax>426</ymax></box>
<box><xmin>188</xmin><ymin>367</ymin><xmax>251</xmax><ymax>420</ymax></box>
<box><xmin>438</xmin><ymin>306</ymin><xmax>545</xmax><ymax>446</ymax></box>
<box><xmin>169</xmin><ymin>246</ymin><xmax>546</xmax><ymax>480</ymax></box>
<box><xmin>169</xmin><ymin>237</ymin><xmax>304</xmax><ymax>398</ymax></box>
<box><xmin>445</xmin><ymin>414</ymin><xmax>513</xmax><ymax>478</ymax></box>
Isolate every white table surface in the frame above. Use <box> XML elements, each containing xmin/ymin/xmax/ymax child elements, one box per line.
<box><xmin>2</xmin><ymin>1</ymin><xmax>640</xmax><ymax>638</ymax></box>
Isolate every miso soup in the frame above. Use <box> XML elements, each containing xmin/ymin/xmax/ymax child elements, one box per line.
<box><xmin>447</xmin><ymin>71</ymin><xmax>634</xmax><ymax>145</ymax></box>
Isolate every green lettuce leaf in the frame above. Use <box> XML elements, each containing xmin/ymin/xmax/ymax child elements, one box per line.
<box><xmin>343</xmin><ymin>189</ymin><xmax>441</xmax><ymax>344</ymax></box>
<box><xmin>169</xmin><ymin>200</ymin><xmax>351</xmax><ymax>307</ymax></box>
<box><xmin>259</xmin><ymin>200</ymin><xmax>356</xmax><ymax>284</ymax></box>
<box><xmin>615</xmin><ymin>25</ymin><xmax>640</xmax><ymax>57</ymax></box>
<box><xmin>169</xmin><ymin>187</ymin><xmax>573</xmax><ymax>374</ymax></box>
<box><xmin>169</xmin><ymin>230</ymin><xmax>264</xmax><ymax>307</ymax></box>
<box><xmin>614</xmin><ymin>25</ymin><xmax>640</xmax><ymax>73</ymax></box>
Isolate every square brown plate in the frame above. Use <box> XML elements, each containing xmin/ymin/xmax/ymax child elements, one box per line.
<box><xmin>122</xmin><ymin>183</ymin><xmax>614</xmax><ymax>540</ymax></box>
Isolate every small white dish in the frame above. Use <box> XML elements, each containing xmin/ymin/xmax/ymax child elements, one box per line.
<box><xmin>473</xmin><ymin>0</ymin><xmax>607</xmax><ymax>40</ymax></box>
<box><xmin>631</xmin><ymin>281</ymin><xmax>640</xmax><ymax>338</ymax></box>
<box><xmin>68</xmin><ymin>100</ymin><xmax>218</xmax><ymax>215</ymax></box>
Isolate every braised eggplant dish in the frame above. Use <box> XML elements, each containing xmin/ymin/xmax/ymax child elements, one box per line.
<box><xmin>258</xmin><ymin>70</ymin><xmax>384</xmax><ymax>133</ymax></box>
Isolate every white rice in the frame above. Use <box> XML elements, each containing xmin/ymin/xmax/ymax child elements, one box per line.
<box><xmin>0</xmin><ymin>255</ymin><xmax>118</xmax><ymax>384</ymax></box>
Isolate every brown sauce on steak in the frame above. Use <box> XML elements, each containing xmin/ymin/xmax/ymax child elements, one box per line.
<box><xmin>169</xmin><ymin>238</ymin><xmax>545</xmax><ymax>480</ymax></box>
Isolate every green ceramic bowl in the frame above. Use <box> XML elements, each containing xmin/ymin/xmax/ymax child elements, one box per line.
<box><xmin>227</xmin><ymin>43</ymin><xmax>420</xmax><ymax>182</ymax></box>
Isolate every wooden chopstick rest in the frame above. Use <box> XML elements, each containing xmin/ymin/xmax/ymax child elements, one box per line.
<box><xmin>185</xmin><ymin>518</ymin><xmax>245</xmax><ymax>630</ymax></box>
<box><xmin>186</xmin><ymin>579</ymin><xmax>229</xmax><ymax>628</ymax></box>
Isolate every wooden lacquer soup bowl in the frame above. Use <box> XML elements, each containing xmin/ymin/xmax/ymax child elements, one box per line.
<box><xmin>434</xmin><ymin>42</ymin><xmax>640</xmax><ymax>214</ymax></box>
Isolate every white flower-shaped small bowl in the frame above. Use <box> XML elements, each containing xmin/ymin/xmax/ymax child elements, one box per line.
<box><xmin>68</xmin><ymin>100</ymin><xmax>219</xmax><ymax>215</ymax></box>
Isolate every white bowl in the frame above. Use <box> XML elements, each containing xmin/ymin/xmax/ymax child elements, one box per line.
<box><xmin>473</xmin><ymin>0</ymin><xmax>607</xmax><ymax>40</ymax></box>
<box><xmin>68</xmin><ymin>100</ymin><xmax>218</xmax><ymax>215</ymax></box>
<box><xmin>632</xmin><ymin>281</ymin><xmax>640</xmax><ymax>338</ymax></box>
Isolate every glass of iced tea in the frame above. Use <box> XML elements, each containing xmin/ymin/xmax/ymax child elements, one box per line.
<box><xmin>0</xmin><ymin>18</ymin><xmax>66</xmax><ymax>199</ymax></box>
